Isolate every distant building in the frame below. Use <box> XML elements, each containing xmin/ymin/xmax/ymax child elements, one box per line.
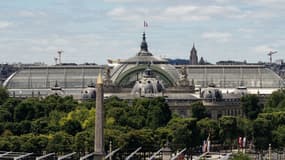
<box><xmin>216</xmin><ymin>59</ymin><xmax>285</xmax><ymax>80</ymax></box>
<box><xmin>265</xmin><ymin>62</ymin><xmax>285</xmax><ymax>80</ymax></box>
<box><xmin>167</xmin><ymin>58</ymin><xmax>189</xmax><ymax>65</ymax></box>
<box><xmin>189</xmin><ymin>44</ymin><xmax>198</xmax><ymax>65</ymax></box>
<box><xmin>279</xmin><ymin>65</ymin><xmax>285</xmax><ymax>79</ymax></box>
<box><xmin>216</xmin><ymin>60</ymin><xmax>247</xmax><ymax>65</ymax></box>
<box><xmin>0</xmin><ymin>64</ymin><xmax>18</xmax><ymax>85</ymax></box>
<box><xmin>2</xmin><ymin>32</ymin><xmax>285</xmax><ymax>119</ymax></box>
<box><xmin>199</xmin><ymin>57</ymin><xmax>205</xmax><ymax>65</ymax></box>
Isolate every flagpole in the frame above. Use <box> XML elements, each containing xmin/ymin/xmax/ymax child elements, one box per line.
<box><xmin>144</xmin><ymin>20</ymin><xmax>148</xmax><ymax>33</ymax></box>
<box><xmin>144</xmin><ymin>21</ymin><xmax>145</xmax><ymax>33</ymax></box>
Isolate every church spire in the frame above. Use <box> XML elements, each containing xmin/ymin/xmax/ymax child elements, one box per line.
<box><xmin>192</xmin><ymin>43</ymin><xmax>196</xmax><ymax>52</ymax></box>
<box><xmin>190</xmin><ymin>42</ymin><xmax>198</xmax><ymax>65</ymax></box>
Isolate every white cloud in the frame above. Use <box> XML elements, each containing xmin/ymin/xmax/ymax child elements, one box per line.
<box><xmin>103</xmin><ymin>0</ymin><xmax>155</xmax><ymax>2</ymax></box>
<box><xmin>0</xmin><ymin>21</ymin><xmax>12</xmax><ymax>29</ymax></box>
<box><xmin>0</xmin><ymin>33</ymin><xmax>102</xmax><ymax>64</ymax></box>
<box><xmin>19</xmin><ymin>11</ymin><xmax>36</xmax><ymax>17</ymax></box>
<box><xmin>159</xmin><ymin>5</ymin><xmax>209</xmax><ymax>21</ymax></box>
<box><xmin>238</xmin><ymin>28</ymin><xmax>255</xmax><ymax>33</ymax></box>
<box><xmin>274</xmin><ymin>39</ymin><xmax>285</xmax><ymax>48</ymax></box>
<box><xmin>162</xmin><ymin>5</ymin><xmax>242</xmax><ymax>21</ymax></box>
<box><xmin>214</xmin><ymin>0</ymin><xmax>285</xmax><ymax>7</ymax></box>
<box><xmin>107</xmin><ymin>5</ymin><xmax>243</xmax><ymax>23</ymax></box>
<box><xmin>104</xmin><ymin>0</ymin><xmax>144</xmax><ymax>2</ymax></box>
<box><xmin>202</xmin><ymin>32</ymin><xmax>232</xmax><ymax>42</ymax></box>
<box><xmin>252</xmin><ymin>45</ymin><xmax>275</xmax><ymax>54</ymax></box>
<box><xmin>237</xmin><ymin>28</ymin><xmax>256</xmax><ymax>39</ymax></box>
<box><xmin>243</xmin><ymin>0</ymin><xmax>285</xmax><ymax>5</ymax></box>
<box><xmin>18</xmin><ymin>11</ymin><xmax>47</xmax><ymax>17</ymax></box>
<box><xmin>107</xmin><ymin>7</ymin><xmax>146</xmax><ymax>21</ymax></box>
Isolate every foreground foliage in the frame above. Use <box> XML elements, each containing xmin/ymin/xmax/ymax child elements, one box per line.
<box><xmin>231</xmin><ymin>153</ymin><xmax>251</xmax><ymax>160</ymax></box>
<box><xmin>0</xmin><ymin>88</ymin><xmax>285</xmax><ymax>154</ymax></box>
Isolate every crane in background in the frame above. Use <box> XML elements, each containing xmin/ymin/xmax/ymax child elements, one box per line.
<box><xmin>57</xmin><ymin>50</ymin><xmax>64</xmax><ymax>65</ymax></box>
<box><xmin>268</xmin><ymin>51</ymin><xmax>277</xmax><ymax>64</ymax></box>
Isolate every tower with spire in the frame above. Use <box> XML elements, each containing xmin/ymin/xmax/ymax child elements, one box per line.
<box><xmin>190</xmin><ymin>43</ymin><xmax>198</xmax><ymax>65</ymax></box>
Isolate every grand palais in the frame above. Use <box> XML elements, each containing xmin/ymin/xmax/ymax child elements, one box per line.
<box><xmin>3</xmin><ymin>32</ymin><xmax>285</xmax><ymax>119</ymax></box>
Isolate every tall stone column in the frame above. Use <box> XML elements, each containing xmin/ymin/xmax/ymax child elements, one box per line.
<box><xmin>94</xmin><ymin>72</ymin><xmax>105</xmax><ymax>160</ymax></box>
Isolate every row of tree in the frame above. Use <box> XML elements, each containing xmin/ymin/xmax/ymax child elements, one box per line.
<box><xmin>0</xmin><ymin>87</ymin><xmax>285</xmax><ymax>154</ymax></box>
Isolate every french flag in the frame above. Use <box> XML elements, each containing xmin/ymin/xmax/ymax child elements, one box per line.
<box><xmin>144</xmin><ymin>21</ymin><xmax>148</xmax><ymax>27</ymax></box>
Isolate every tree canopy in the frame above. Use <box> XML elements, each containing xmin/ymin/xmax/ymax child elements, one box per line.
<box><xmin>0</xmin><ymin>90</ymin><xmax>284</xmax><ymax>154</ymax></box>
<box><xmin>241</xmin><ymin>94</ymin><xmax>262</xmax><ymax>120</ymax></box>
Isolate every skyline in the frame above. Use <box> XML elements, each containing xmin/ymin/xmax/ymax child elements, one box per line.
<box><xmin>0</xmin><ymin>0</ymin><xmax>284</xmax><ymax>65</ymax></box>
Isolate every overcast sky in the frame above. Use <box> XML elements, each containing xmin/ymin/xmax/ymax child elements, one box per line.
<box><xmin>0</xmin><ymin>0</ymin><xmax>284</xmax><ymax>65</ymax></box>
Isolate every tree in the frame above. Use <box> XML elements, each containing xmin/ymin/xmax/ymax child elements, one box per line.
<box><xmin>146</xmin><ymin>97</ymin><xmax>171</xmax><ymax>129</ymax></box>
<box><xmin>31</xmin><ymin>118</ymin><xmax>49</xmax><ymax>134</ymax></box>
<box><xmin>125</xmin><ymin>98</ymin><xmax>148</xmax><ymax>129</ymax></box>
<box><xmin>0</xmin><ymin>123</ymin><xmax>3</xmax><ymax>135</ymax></box>
<box><xmin>1</xmin><ymin>98</ymin><xmax>21</xmax><ymax>120</ymax></box>
<box><xmin>277</xmin><ymin>99</ymin><xmax>285</xmax><ymax>110</ymax></box>
<box><xmin>80</xmin><ymin>100</ymin><xmax>95</xmax><ymax>109</ymax></box>
<box><xmin>236</xmin><ymin>117</ymin><xmax>253</xmax><ymax>138</ymax></box>
<box><xmin>27</xmin><ymin>135</ymin><xmax>49</xmax><ymax>153</ymax></box>
<box><xmin>106</xmin><ymin>107</ymin><xmax>126</xmax><ymax>126</ymax></box>
<box><xmin>197</xmin><ymin>118</ymin><xmax>219</xmax><ymax>141</ymax></box>
<box><xmin>167</xmin><ymin>117</ymin><xmax>199</xmax><ymax>149</ymax></box>
<box><xmin>105</xmin><ymin>96</ymin><xmax>127</xmax><ymax>110</ymax></box>
<box><xmin>59</xmin><ymin>107</ymin><xmax>93</xmax><ymax>129</ymax></box>
<box><xmin>105</xmin><ymin>128</ymin><xmax>127</xmax><ymax>151</ymax></box>
<box><xmin>8</xmin><ymin>136</ymin><xmax>22</xmax><ymax>151</ymax></box>
<box><xmin>33</xmin><ymin>102</ymin><xmax>49</xmax><ymax>119</ymax></box>
<box><xmin>123</xmin><ymin>129</ymin><xmax>156</xmax><ymax>151</ymax></box>
<box><xmin>154</xmin><ymin>127</ymin><xmax>172</xmax><ymax>147</ymax></box>
<box><xmin>241</xmin><ymin>94</ymin><xmax>262</xmax><ymax>120</ymax></box>
<box><xmin>17</xmin><ymin>120</ymin><xmax>32</xmax><ymax>134</ymax></box>
<box><xmin>49</xmin><ymin>110</ymin><xmax>66</xmax><ymax>125</ymax></box>
<box><xmin>43</xmin><ymin>95</ymin><xmax>77</xmax><ymax>112</ymax></box>
<box><xmin>258</xmin><ymin>112</ymin><xmax>285</xmax><ymax>129</ymax></box>
<box><xmin>272</xmin><ymin>125</ymin><xmax>285</xmax><ymax>148</ymax></box>
<box><xmin>0</xmin><ymin>109</ymin><xmax>12</xmax><ymax>122</ymax></box>
<box><xmin>253</xmin><ymin>117</ymin><xmax>271</xmax><ymax>150</ymax></box>
<box><xmin>0</xmin><ymin>139</ymin><xmax>12</xmax><ymax>150</ymax></box>
<box><xmin>191</xmin><ymin>102</ymin><xmax>209</xmax><ymax>120</ymax></box>
<box><xmin>3</xmin><ymin>121</ymin><xmax>31</xmax><ymax>135</ymax></box>
<box><xmin>0</xmin><ymin>87</ymin><xmax>9</xmax><ymax>105</ymax></box>
<box><xmin>74</xmin><ymin>130</ymin><xmax>94</xmax><ymax>153</ymax></box>
<box><xmin>3</xmin><ymin>122</ymin><xmax>19</xmax><ymax>135</ymax></box>
<box><xmin>46</xmin><ymin>131</ymin><xmax>73</xmax><ymax>153</ymax></box>
<box><xmin>14</xmin><ymin>101</ymin><xmax>36</xmax><ymax>121</ymax></box>
<box><xmin>63</xmin><ymin>119</ymin><xmax>82</xmax><ymax>135</ymax></box>
<box><xmin>265</xmin><ymin>89</ymin><xmax>285</xmax><ymax>111</ymax></box>
<box><xmin>219</xmin><ymin>116</ymin><xmax>237</xmax><ymax>146</ymax></box>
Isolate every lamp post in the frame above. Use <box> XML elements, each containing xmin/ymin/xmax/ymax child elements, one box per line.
<box><xmin>109</xmin><ymin>141</ymin><xmax>112</xmax><ymax>160</ymax></box>
<box><xmin>162</xmin><ymin>142</ymin><xmax>172</xmax><ymax>160</ymax></box>
<box><xmin>268</xmin><ymin>144</ymin><xmax>271</xmax><ymax>160</ymax></box>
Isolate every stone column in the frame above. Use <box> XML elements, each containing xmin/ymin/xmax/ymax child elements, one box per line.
<box><xmin>94</xmin><ymin>72</ymin><xmax>105</xmax><ymax>160</ymax></box>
